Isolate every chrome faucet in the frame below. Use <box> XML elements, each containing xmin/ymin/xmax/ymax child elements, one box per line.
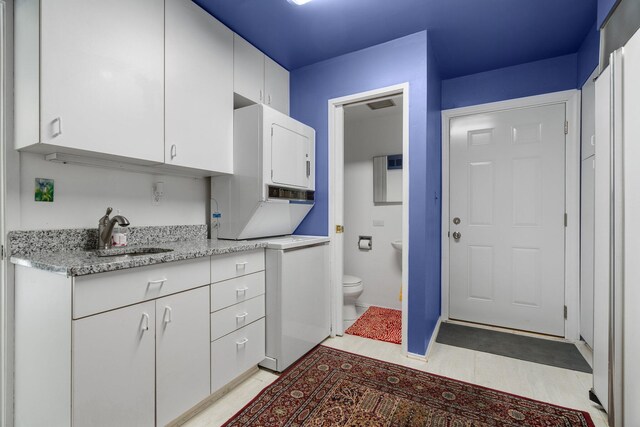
<box><xmin>98</xmin><ymin>207</ymin><xmax>130</xmax><ymax>249</ymax></box>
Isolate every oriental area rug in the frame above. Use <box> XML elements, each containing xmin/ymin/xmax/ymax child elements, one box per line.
<box><xmin>345</xmin><ymin>306</ymin><xmax>402</xmax><ymax>344</ymax></box>
<box><xmin>223</xmin><ymin>346</ymin><xmax>594</xmax><ymax>427</ymax></box>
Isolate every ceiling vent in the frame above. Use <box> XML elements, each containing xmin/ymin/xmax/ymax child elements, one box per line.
<box><xmin>367</xmin><ymin>99</ymin><xmax>396</xmax><ymax>110</ymax></box>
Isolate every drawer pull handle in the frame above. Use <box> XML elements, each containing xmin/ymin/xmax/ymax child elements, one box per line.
<box><xmin>141</xmin><ymin>313</ymin><xmax>150</xmax><ymax>332</ymax></box>
<box><xmin>236</xmin><ymin>338</ymin><xmax>249</xmax><ymax>346</ymax></box>
<box><xmin>236</xmin><ymin>286</ymin><xmax>249</xmax><ymax>295</ymax></box>
<box><xmin>163</xmin><ymin>306</ymin><xmax>172</xmax><ymax>324</ymax></box>
<box><xmin>236</xmin><ymin>312</ymin><xmax>249</xmax><ymax>321</ymax></box>
<box><xmin>148</xmin><ymin>278</ymin><xmax>167</xmax><ymax>286</ymax></box>
<box><xmin>236</xmin><ymin>261</ymin><xmax>248</xmax><ymax>270</ymax></box>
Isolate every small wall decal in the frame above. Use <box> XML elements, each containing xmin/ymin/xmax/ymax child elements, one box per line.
<box><xmin>35</xmin><ymin>178</ymin><xmax>55</xmax><ymax>202</ymax></box>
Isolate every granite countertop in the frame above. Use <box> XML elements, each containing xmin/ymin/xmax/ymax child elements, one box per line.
<box><xmin>10</xmin><ymin>239</ymin><xmax>267</xmax><ymax>277</ymax></box>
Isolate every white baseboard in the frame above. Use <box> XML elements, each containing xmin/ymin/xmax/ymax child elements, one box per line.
<box><xmin>355</xmin><ymin>302</ymin><xmax>402</xmax><ymax>311</ymax></box>
<box><xmin>407</xmin><ymin>352</ymin><xmax>427</xmax><ymax>361</ymax></box>
<box><xmin>425</xmin><ymin>317</ymin><xmax>442</xmax><ymax>360</ymax></box>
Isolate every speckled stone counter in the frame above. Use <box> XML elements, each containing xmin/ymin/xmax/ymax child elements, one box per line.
<box><xmin>7</xmin><ymin>225</ymin><xmax>209</xmax><ymax>257</ymax></box>
<box><xmin>10</xmin><ymin>239</ymin><xmax>267</xmax><ymax>277</ymax></box>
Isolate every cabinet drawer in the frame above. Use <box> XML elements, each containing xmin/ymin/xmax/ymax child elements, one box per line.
<box><xmin>211</xmin><ymin>249</ymin><xmax>264</xmax><ymax>283</ymax></box>
<box><xmin>211</xmin><ymin>295</ymin><xmax>265</xmax><ymax>341</ymax></box>
<box><xmin>211</xmin><ymin>318</ymin><xmax>265</xmax><ymax>393</ymax></box>
<box><xmin>73</xmin><ymin>258</ymin><xmax>210</xmax><ymax>319</ymax></box>
<box><xmin>211</xmin><ymin>271</ymin><xmax>265</xmax><ymax>312</ymax></box>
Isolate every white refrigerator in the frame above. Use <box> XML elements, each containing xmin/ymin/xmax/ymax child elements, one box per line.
<box><xmin>593</xmin><ymin>25</ymin><xmax>640</xmax><ymax>427</ymax></box>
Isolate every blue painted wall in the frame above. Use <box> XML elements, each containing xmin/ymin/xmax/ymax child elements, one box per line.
<box><xmin>577</xmin><ymin>23</ymin><xmax>600</xmax><ymax>88</ymax></box>
<box><xmin>441</xmin><ymin>54</ymin><xmax>578</xmax><ymax>110</ymax></box>
<box><xmin>598</xmin><ymin>0</ymin><xmax>620</xmax><ymax>28</ymax></box>
<box><xmin>292</xmin><ymin>31</ymin><xmax>442</xmax><ymax>355</ymax></box>
<box><xmin>413</xmin><ymin>36</ymin><xmax>442</xmax><ymax>353</ymax></box>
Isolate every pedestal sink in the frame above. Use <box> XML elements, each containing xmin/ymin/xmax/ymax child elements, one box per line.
<box><xmin>391</xmin><ymin>240</ymin><xmax>402</xmax><ymax>251</ymax></box>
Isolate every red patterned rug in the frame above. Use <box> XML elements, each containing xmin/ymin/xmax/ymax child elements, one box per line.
<box><xmin>345</xmin><ymin>306</ymin><xmax>402</xmax><ymax>344</ymax></box>
<box><xmin>223</xmin><ymin>346</ymin><xmax>594</xmax><ymax>427</ymax></box>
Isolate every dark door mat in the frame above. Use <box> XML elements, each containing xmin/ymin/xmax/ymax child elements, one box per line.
<box><xmin>436</xmin><ymin>322</ymin><xmax>592</xmax><ymax>373</ymax></box>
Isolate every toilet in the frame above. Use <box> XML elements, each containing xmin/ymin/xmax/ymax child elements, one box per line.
<box><xmin>343</xmin><ymin>275</ymin><xmax>364</xmax><ymax>321</ymax></box>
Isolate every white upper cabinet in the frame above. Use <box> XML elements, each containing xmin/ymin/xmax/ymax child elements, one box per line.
<box><xmin>582</xmin><ymin>70</ymin><xmax>597</xmax><ymax>160</ymax></box>
<box><xmin>15</xmin><ymin>0</ymin><xmax>165</xmax><ymax>163</ymax></box>
<box><xmin>165</xmin><ymin>0</ymin><xmax>233</xmax><ymax>174</ymax></box>
<box><xmin>233</xmin><ymin>34</ymin><xmax>290</xmax><ymax>115</ymax></box>
<box><xmin>234</xmin><ymin>35</ymin><xmax>266</xmax><ymax>106</ymax></box>
<box><xmin>265</xmin><ymin>56</ymin><xmax>291</xmax><ymax>115</ymax></box>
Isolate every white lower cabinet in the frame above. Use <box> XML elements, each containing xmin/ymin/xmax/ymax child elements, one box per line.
<box><xmin>210</xmin><ymin>254</ymin><xmax>266</xmax><ymax>393</ymax></box>
<box><xmin>72</xmin><ymin>287</ymin><xmax>210</xmax><ymax>427</ymax></box>
<box><xmin>156</xmin><ymin>287</ymin><xmax>211</xmax><ymax>426</ymax></box>
<box><xmin>211</xmin><ymin>318</ymin><xmax>266</xmax><ymax>393</ymax></box>
<box><xmin>73</xmin><ymin>301</ymin><xmax>156</xmax><ymax>427</ymax></box>
<box><xmin>14</xmin><ymin>250</ymin><xmax>267</xmax><ymax>426</ymax></box>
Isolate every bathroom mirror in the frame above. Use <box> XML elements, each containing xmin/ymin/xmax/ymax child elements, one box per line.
<box><xmin>373</xmin><ymin>154</ymin><xmax>402</xmax><ymax>204</ymax></box>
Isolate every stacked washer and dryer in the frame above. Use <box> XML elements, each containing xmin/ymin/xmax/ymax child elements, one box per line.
<box><xmin>211</xmin><ymin>104</ymin><xmax>330</xmax><ymax>372</ymax></box>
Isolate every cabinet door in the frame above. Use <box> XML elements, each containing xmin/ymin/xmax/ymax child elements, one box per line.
<box><xmin>40</xmin><ymin>0</ymin><xmax>164</xmax><ymax>163</ymax></box>
<box><xmin>166</xmin><ymin>0</ymin><xmax>233</xmax><ymax>173</ymax></box>
<box><xmin>234</xmin><ymin>34</ymin><xmax>265</xmax><ymax>104</ymax></box>
<box><xmin>72</xmin><ymin>301</ymin><xmax>155</xmax><ymax>427</ymax></box>
<box><xmin>265</xmin><ymin>56</ymin><xmax>290</xmax><ymax>115</ymax></box>
<box><xmin>271</xmin><ymin>125</ymin><xmax>311</xmax><ymax>188</ymax></box>
<box><xmin>156</xmin><ymin>287</ymin><xmax>211</xmax><ymax>426</ymax></box>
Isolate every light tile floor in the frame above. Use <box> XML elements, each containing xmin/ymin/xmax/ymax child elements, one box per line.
<box><xmin>183</xmin><ymin>334</ymin><xmax>609</xmax><ymax>427</ymax></box>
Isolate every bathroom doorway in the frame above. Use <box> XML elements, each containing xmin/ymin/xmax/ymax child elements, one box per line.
<box><xmin>328</xmin><ymin>84</ymin><xmax>409</xmax><ymax>355</ymax></box>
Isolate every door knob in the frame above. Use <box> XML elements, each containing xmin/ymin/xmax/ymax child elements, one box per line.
<box><xmin>452</xmin><ymin>231</ymin><xmax>461</xmax><ymax>240</ymax></box>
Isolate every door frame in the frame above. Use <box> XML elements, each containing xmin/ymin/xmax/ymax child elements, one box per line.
<box><xmin>441</xmin><ymin>90</ymin><xmax>581</xmax><ymax>341</ymax></box>
<box><xmin>328</xmin><ymin>83</ymin><xmax>410</xmax><ymax>355</ymax></box>
<box><xmin>0</xmin><ymin>1</ymin><xmax>9</xmax><ymax>425</ymax></box>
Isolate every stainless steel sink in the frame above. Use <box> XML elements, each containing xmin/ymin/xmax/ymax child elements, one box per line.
<box><xmin>93</xmin><ymin>247</ymin><xmax>173</xmax><ymax>257</ymax></box>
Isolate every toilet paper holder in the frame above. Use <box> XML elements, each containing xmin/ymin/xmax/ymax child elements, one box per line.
<box><xmin>358</xmin><ymin>236</ymin><xmax>372</xmax><ymax>251</ymax></box>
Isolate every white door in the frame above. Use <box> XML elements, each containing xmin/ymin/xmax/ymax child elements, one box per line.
<box><xmin>72</xmin><ymin>301</ymin><xmax>155</xmax><ymax>427</ymax></box>
<box><xmin>156</xmin><ymin>286</ymin><xmax>210</xmax><ymax>426</ymax></box>
<box><xmin>622</xmin><ymin>26</ymin><xmax>640</xmax><ymax>424</ymax></box>
<box><xmin>580</xmin><ymin>156</ymin><xmax>595</xmax><ymax>348</ymax></box>
<box><xmin>165</xmin><ymin>0</ymin><xmax>233</xmax><ymax>173</ymax></box>
<box><xmin>40</xmin><ymin>0</ymin><xmax>164</xmax><ymax>163</ymax></box>
<box><xmin>449</xmin><ymin>104</ymin><xmax>566</xmax><ymax>336</ymax></box>
<box><xmin>593</xmin><ymin>65</ymin><xmax>610</xmax><ymax>412</ymax></box>
<box><xmin>271</xmin><ymin>125</ymin><xmax>310</xmax><ymax>188</ymax></box>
